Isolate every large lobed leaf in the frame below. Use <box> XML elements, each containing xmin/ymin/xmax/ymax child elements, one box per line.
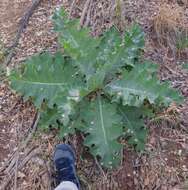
<box><xmin>10</xmin><ymin>52</ymin><xmax>84</xmax><ymax>108</ymax></box>
<box><xmin>120</xmin><ymin>105</ymin><xmax>153</xmax><ymax>150</ymax></box>
<box><xmin>53</xmin><ymin>8</ymin><xmax>145</xmax><ymax>88</ymax></box>
<box><xmin>81</xmin><ymin>96</ymin><xmax>123</xmax><ymax>168</ymax></box>
<box><xmin>105</xmin><ymin>64</ymin><xmax>183</xmax><ymax>107</ymax></box>
<box><xmin>53</xmin><ymin>9</ymin><xmax>100</xmax><ymax>79</ymax></box>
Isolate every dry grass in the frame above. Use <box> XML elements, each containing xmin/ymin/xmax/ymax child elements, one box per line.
<box><xmin>153</xmin><ymin>3</ymin><xmax>187</xmax><ymax>57</ymax></box>
<box><xmin>0</xmin><ymin>39</ymin><xmax>5</xmax><ymax>63</ymax></box>
<box><xmin>179</xmin><ymin>0</ymin><xmax>188</xmax><ymax>6</ymax></box>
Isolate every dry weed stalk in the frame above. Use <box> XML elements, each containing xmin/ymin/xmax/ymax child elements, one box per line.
<box><xmin>153</xmin><ymin>3</ymin><xmax>187</xmax><ymax>57</ymax></box>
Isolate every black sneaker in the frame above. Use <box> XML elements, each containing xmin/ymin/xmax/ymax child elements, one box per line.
<box><xmin>53</xmin><ymin>144</ymin><xmax>80</xmax><ymax>189</ymax></box>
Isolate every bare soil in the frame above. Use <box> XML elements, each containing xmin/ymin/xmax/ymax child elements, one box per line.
<box><xmin>0</xmin><ymin>0</ymin><xmax>188</xmax><ymax>190</ymax></box>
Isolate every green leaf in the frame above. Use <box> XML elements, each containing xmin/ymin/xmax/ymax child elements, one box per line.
<box><xmin>97</xmin><ymin>27</ymin><xmax>122</xmax><ymax>72</ymax></box>
<box><xmin>97</xmin><ymin>25</ymin><xmax>145</xmax><ymax>76</ymax></box>
<box><xmin>53</xmin><ymin>8</ymin><xmax>100</xmax><ymax>78</ymax></box>
<box><xmin>177</xmin><ymin>36</ymin><xmax>188</xmax><ymax>50</ymax></box>
<box><xmin>0</xmin><ymin>64</ymin><xmax>6</xmax><ymax>83</ymax></box>
<box><xmin>54</xmin><ymin>10</ymin><xmax>145</xmax><ymax>82</ymax></box>
<box><xmin>86</xmin><ymin>69</ymin><xmax>106</xmax><ymax>91</ymax></box>
<box><xmin>10</xmin><ymin>52</ymin><xmax>84</xmax><ymax>108</ymax></box>
<box><xmin>39</xmin><ymin>106</ymin><xmax>60</xmax><ymax>130</ymax></box>
<box><xmin>53</xmin><ymin>7</ymin><xmax>68</xmax><ymax>32</ymax></box>
<box><xmin>120</xmin><ymin>105</ymin><xmax>153</xmax><ymax>150</ymax></box>
<box><xmin>182</xmin><ymin>63</ymin><xmax>188</xmax><ymax>70</ymax></box>
<box><xmin>39</xmin><ymin>105</ymin><xmax>79</xmax><ymax>138</ymax></box>
<box><xmin>135</xmin><ymin>61</ymin><xmax>158</xmax><ymax>76</ymax></box>
<box><xmin>125</xmin><ymin>24</ymin><xmax>144</xmax><ymax>49</ymax></box>
<box><xmin>105</xmin><ymin>66</ymin><xmax>183</xmax><ymax>107</ymax></box>
<box><xmin>124</xmin><ymin>24</ymin><xmax>145</xmax><ymax>66</ymax></box>
<box><xmin>59</xmin><ymin>120</ymin><xmax>76</xmax><ymax>138</ymax></box>
<box><xmin>57</xmin><ymin>98</ymin><xmax>78</xmax><ymax>126</ymax></box>
<box><xmin>81</xmin><ymin>95</ymin><xmax>123</xmax><ymax>168</ymax></box>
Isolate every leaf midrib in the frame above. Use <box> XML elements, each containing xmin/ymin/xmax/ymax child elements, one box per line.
<box><xmin>12</xmin><ymin>79</ymin><xmax>65</xmax><ymax>86</ymax></box>
<box><xmin>98</xmin><ymin>97</ymin><xmax>108</xmax><ymax>145</ymax></box>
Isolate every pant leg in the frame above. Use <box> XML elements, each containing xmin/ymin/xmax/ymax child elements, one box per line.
<box><xmin>54</xmin><ymin>181</ymin><xmax>79</xmax><ymax>190</ymax></box>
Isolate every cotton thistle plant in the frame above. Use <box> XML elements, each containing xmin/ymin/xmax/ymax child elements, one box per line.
<box><xmin>9</xmin><ymin>8</ymin><xmax>183</xmax><ymax>168</ymax></box>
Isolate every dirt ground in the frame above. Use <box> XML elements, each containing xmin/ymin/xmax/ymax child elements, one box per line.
<box><xmin>0</xmin><ymin>0</ymin><xmax>188</xmax><ymax>190</ymax></box>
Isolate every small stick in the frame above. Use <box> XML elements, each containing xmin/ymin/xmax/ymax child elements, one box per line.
<box><xmin>20</xmin><ymin>112</ymin><xmax>40</xmax><ymax>149</ymax></box>
<box><xmin>69</xmin><ymin>0</ymin><xmax>77</xmax><ymax>18</ymax></box>
<box><xmin>0</xmin><ymin>151</ymin><xmax>16</xmax><ymax>173</ymax></box>
<box><xmin>18</xmin><ymin>148</ymin><xmax>40</xmax><ymax>171</ymax></box>
<box><xmin>0</xmin><ymin>148</ymin><xmax>40</xmax><ymax>190</ymax></box>
<box><xmin>45</xmin><ymin>161</ymin><xmax>52</xmax><ymax>190</ymax></box>
<box><xmin>13</xmin><ymin>117</ymin><xmax>23</xmax><ymax>190</ymax></box>
<box><xmin>2</xmin><ymin>113</ymin><xmax>39</xmax><ymax>174</ymax></box>
<box><xmin>94</xmin><ymin>157</ymin><xmax>107</xmax><ymax>179</ymax></box>
<box><xmin>80</xmin><ymin>0</ymin><xmax>91</xmax><ymax>26</ymax></box>
<box><xmin>85</xmin><ymin>0</ymin><xmax>92</xmax><ymax>27</ymax></box>
<box><xmin>5</xmin><ymin>0</ymin><xmax>42</xmax><ymax>66</ymax></box>
<box><xmin>13</xmin><ymin>152</ymin><xmax>19</xmax><ymax>190</ymax></box>
<box><xmin>10</xmin><ymin>0</ymin><xmax>42</xmax><ymax>50</ymax></box>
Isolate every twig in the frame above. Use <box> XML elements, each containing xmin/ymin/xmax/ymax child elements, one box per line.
<box><xmin>4</xmin><ymin>153</ymin><xmax>18</xmax><ymax>174</ymax></box>
<box><xmin>163</xmin><ymin>64</ymin><xmax>179</xmax><ymax>76</ymax></box>
<box><xmin>45</xmin><ymin>161</ymin><xmax>52</xmax><ymax>190</ymax></box>
<box><xmin>80</xmin><ymin>0</ymin><xmax>92</xmax><ymax>26</ymax></box>
<box><xmin>10</xmin><ymin>0</ymin><xmax>42</xmax><ymax>49</ymax></box>
<box><xmin>0</xmin><ymin>148</ymin><xmax>40</xmax><ymax>190</ymax></box>
<box><xmin>14</xmin><ymin>116</ymin><xmax>23</xmax><ymax>190</ymax></box>
<box><xmin>1</xmin><ymin>112</ymin><xmax>40</xmax><ymax>174</ymax></box>
<box><xmin>94</xmin><ymin>157</ymin><xmax>107</xmax><ymax>179</ymax></box>
<box><xmin>8</xmin><ymin>147</ymin><xmax>34</xmax><ymax>175</ymax></box>
<box><xmin>4</xmin><ymin>0</ymin><xmax>42</xmax><ymax>66</ymax></box>
<box><xmin>21</xmin><ymin>112</ymin><xmax>40</xmax><ymax>149</ymax></box>
<box><xmin>7</xmin><ymin>97</ymin><xmax>22</xmax><ymax>113</ymax></box>
<box><xmin>13</xmin><ymin>152</ymin><xmax>19</xmax><ymax>190</ymax></box>
<box><xmin>0</xmin><ymin>112</ymin><xmax>40</xmax><ymax>190</ymax></box>
<box><xmin>85</xmin><ymin>0</ymin><xmax>92</xmax><ymax>27</ymax></box>
<box><xmin>69</xmin><ymin>0</ymin><xmax>77</xmax><ymax>19</ymax></box>
<box><xmin>18</xmin><ymin>148</ymin><xmax>40</xmax><ymax>170</ymax></box>
<box><xmin>0</xmin><ymin>151</ymin><xmax>16</xmax><ymax>173</ymax></box>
